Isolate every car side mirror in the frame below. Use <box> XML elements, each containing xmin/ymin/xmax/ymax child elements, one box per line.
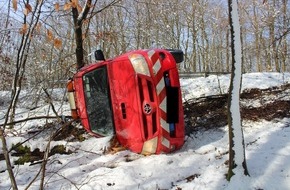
<box><xmin>95</xmin><ymin>49</ymin><xmax>105</xmax><ymax>61</ymax></box>
<box><xmin>166</xmin><ymin>49</ymin><xmax>184</xmax><ymax>64</ymax></box>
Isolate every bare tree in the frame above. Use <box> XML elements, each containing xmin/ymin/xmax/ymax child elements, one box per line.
<box><xmin>69</xmin><ymin>0</ymin><xmax>92</xmax><ymax>69</ymax></box>
<box><xmin>227</xmin><ymin>0</ymin><xmax>250</xmax><ymax>181</ymax></box>
<box><xmin>63</xmin><ymin>0</ymin><xmax>122</xmax><ymax>69</ymax></box>
<box><xmin>1</xmin><ymin>1</ymin><xmax>45</xmax><ymax>189</ymax></box>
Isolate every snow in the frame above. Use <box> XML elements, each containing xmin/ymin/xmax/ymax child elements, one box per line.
<box><xmin>0</xmin><ymin>72</ymin><xmax>290</xmax><ymax>190</ymax></box>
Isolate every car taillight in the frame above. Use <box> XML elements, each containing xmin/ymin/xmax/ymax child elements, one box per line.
<box><xmin>67</xmin><ymin>80</ymin><xmax>79</xmax><ymax>119</ymax></box>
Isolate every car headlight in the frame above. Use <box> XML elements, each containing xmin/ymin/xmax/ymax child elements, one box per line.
<box><xmin>129</xmin><ymin>54</ymin><xmax>150</xmax><ymax>76</ymax></box>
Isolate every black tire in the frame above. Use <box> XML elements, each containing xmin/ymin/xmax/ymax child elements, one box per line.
<box><xmin>166</xmin><ymin>49</ymin><xmax>184</xmax><ymax>63</ymax></box>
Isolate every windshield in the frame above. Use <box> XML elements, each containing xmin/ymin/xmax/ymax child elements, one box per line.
<box><xmin>83</xmin><ymin>66</ymin><xmax>114</xmax><ymax>136</ymax></box>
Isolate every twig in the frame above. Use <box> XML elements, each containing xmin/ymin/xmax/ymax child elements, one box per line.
<box><xmin>40</xmin><ymin>136</ymin><xmax>51</xmax><ymax>190</ymax></box>
<box><xmin>42</xmin><ymin>88</ymin><xmax>60</xmax><ymax>119</ymax></box>
<box><xmin>8</xmin><ymin>130</ymin><xmax>43</xmax><ymax>153</ymax></box>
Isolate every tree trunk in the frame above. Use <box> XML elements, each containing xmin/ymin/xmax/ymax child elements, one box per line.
<box><xmin>282</xmin><ymin>0</ymin><xmax>288</xmax><ymax>72</ymax></box>
<box><xmin>226</xmin><ymin>27</ymin><xmax>230</xmax><ymax>72</ymax></box>
<box><xmin>253</xmin><ymin>2</ymin><xmax>262</xmax><ymax>72</ymax></box>
<box><xmin>71</xmin><ymin>0</ymin><xmax>92</xmax><ymax>70</ymax></box>
<box><xmin>0</xmin><ymin>129</ymin><xmax>18</xmax><ymax>190</ymax></box>
<box><xmin>227</xmin><ymin>0</ymin><xmax>250</xmax><ymax>181</ymax></box>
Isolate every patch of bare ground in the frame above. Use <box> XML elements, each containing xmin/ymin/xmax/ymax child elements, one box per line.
<box><xmin>183</xmin><ymin>83</ymin><xmax>290</xmax><ymax>134</ymax></box>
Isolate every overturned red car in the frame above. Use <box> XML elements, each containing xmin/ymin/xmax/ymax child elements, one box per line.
<box><xmin>67</xmin><ymin>49</ymin><xmax>185</xmax><ymax>154</ymax></box>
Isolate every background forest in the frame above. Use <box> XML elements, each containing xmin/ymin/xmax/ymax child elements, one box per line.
<box><xmin>0</xmin><ymin>0</ymin><xmax>289</xmax><ymax>91</ymax></box>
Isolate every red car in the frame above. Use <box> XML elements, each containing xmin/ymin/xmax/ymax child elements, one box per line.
<box><xmin>67</xmin><ymin>49</ymin><xmax>184</xmax><ymax>154</ymax></box>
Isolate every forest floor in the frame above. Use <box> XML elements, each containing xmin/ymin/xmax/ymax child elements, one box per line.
<box><xmin>183</xmin><ymin>83</ymin><xmax>290</xmax><ymax>134</ymax></box>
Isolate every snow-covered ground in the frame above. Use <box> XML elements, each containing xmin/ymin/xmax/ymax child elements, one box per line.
<box><xmin>1</xmin><ymin>72</ymin><xmax>290</xmax><ymax>190</ymax></box>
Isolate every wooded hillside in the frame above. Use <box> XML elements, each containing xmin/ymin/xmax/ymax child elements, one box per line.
<box><xmin>0</xmin><ymin>0</ymin><xmax>289</xmax><ymax>90</ymax></box>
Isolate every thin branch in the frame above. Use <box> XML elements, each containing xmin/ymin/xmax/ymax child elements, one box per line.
<box><xmin>0</xmin><ymin>116</ymin><xmax>70</xmax><ymax>127</ymax></box>
<box><xmin>24</xmin><ymin>120</ymin><xmax>75</xmax><ymax>190</ymax></box>
<box><xmin>88</xmin><ymin>0</ymin><xmax>123</xmax><ymax>19</ymax></box>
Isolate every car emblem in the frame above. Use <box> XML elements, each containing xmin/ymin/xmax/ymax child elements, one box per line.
<box><xmin>143</xmin><ymin>103</ymin><xmax>152</xmax><ymax>115</ymax></box>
